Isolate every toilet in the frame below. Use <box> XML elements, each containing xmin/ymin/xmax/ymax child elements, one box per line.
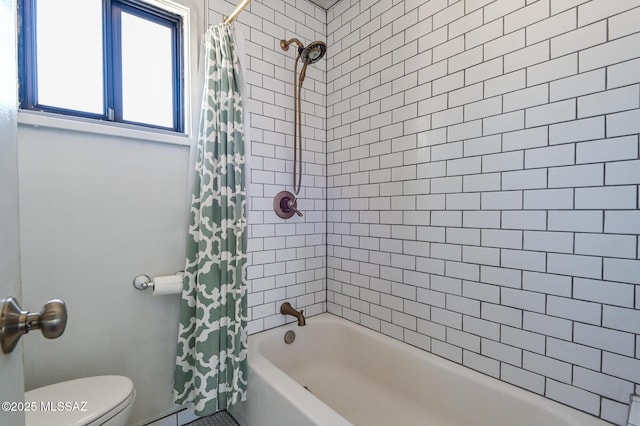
<box><xmin>25</xmin><ymin>375</ymin><xmax>135</xmax><ymax>426</ymax></box>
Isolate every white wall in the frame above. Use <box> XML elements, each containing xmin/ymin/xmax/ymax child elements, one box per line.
<box><xmin>18</xmin><ymin>127</ymin><xmax>191</xmax><ymax>424</ymax></box>
<box><xmin>326</xmin><ymin>1</ymin><xmax>640</xmax><ymax>425</ymax></box>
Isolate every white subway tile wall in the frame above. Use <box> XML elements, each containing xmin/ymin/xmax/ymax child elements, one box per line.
<box><xmin>208</xmin><ymin>0</ymin><xmax>327</xmax><ymax>334</ymax></box>
<box><xmin>206</xmin><ymin>0</ymin><xmax>640</xmax><ymax>424</ymax></box>
<box><xmin>326</xmin><ymin>1</ymin><xmax>640</xmax><ymax>425</ymax></box>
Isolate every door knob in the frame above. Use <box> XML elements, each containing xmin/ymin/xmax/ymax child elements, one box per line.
<box><xmin>0</xmin><ymin>297</ymin><xmax>68</xmax><ymax>354</ymax></box>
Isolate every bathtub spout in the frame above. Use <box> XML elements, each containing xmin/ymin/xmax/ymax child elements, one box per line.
<box><xmin>280</xmin><ymin>302</ymin><xmax>306</xmax><ymax>326</ymax></box>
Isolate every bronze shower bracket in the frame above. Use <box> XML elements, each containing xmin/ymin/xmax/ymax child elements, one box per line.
<box><xmin>280</xmin><ymin>38</ymin><xmax>303</xmax><ymax>52</ymax></box>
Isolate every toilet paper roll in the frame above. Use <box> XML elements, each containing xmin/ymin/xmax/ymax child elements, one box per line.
<box><xmin>152</xmin><ymin>273</ymin><xmax>184</xmax><ymax>296</ymax></box>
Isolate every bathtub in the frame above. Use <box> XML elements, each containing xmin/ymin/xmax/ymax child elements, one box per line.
<box><xmin>234</xmin><ymin>313</ymin><xmax>608</xmax><ymax>426</ymax></box>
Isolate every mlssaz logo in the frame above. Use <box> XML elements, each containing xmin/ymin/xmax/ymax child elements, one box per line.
<box><xmin>40</xmin><ymin>401</ymin><xmax>88</xmax><ymax>412</ymax></box>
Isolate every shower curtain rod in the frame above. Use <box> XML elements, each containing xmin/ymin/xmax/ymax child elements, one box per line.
<box><xmin>223</xmin><ymin>0</ymin><xmax>251</xmax><ymax>25</ymax></box>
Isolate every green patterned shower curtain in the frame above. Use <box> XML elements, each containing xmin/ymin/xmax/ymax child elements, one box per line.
<box><xmin>174</xmin><ymin>23</ymin><xmax>248</xmax><ymax>416</ymax></box>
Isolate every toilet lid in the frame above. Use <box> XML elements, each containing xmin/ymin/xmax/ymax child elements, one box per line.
<box><xmin>25</xmin><ymin>375</ymin><xmax>134</xmax><ymax>426</ymax></box>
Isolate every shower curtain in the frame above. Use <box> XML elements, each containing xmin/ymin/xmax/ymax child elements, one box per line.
<box><xmin>174</xmin><ymin>23</ymin><xmax>248</xmax><ymax>416</ymax></box>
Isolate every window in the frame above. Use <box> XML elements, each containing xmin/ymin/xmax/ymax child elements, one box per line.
<box><xmin>18</xmin><ymin>0</ymin><xmax>184</xmax><ymax>132</ymax></box>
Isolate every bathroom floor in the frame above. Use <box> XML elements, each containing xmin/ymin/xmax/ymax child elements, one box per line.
<box><xmin>185</xmin><ymin>410</ymin><xmax>239</xmax><ymax>426</ymax></box>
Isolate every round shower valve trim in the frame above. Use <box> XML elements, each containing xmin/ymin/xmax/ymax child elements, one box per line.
<box><xmin>274</xmin><ymin>191</ymin><xmax>303</xmax><ymax>219</ymax></box>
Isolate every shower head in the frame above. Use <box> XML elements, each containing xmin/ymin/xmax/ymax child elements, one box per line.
<box><xmin>299</xmin><ymin>41</ymin><xmax>327</xmax><ymax>64</ymax></box>
<box><xmin>280</xmin><ymin>38</ymin><xmax>327</xmax><ymax>64</ymax></box>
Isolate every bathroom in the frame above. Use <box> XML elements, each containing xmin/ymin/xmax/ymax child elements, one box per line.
<box><xmin>1</xmin><ymin>0</ymin><xmax>639</xmax><ymax>425</ymax></box>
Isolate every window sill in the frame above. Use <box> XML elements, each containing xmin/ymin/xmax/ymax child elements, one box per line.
<box><xmin>18</xmin><ymin>110</ymin><xmax>192</xmax><ymax>146</ymax></box>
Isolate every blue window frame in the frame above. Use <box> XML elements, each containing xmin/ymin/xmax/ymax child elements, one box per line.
<box><xmin>18</xmin><ymin>0</ymin><xmax>184</xmax><ymax>132</ymax></box>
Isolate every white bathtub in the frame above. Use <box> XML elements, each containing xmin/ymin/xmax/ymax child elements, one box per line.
<box><xmin>234</xmin><ymin>313</ymin><xmax>608</xmax><ymax>426</ymax></box>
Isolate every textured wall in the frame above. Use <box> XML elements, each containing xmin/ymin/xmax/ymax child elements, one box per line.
<box><xmin>326</xmin><ymin>1</ymin><xmax>640</xmax><ymax>424</ymax></box>
<box><xmin>208</xmin><ymin>0</ymin><xmax>328</xmax><ymax>334</ymax></box>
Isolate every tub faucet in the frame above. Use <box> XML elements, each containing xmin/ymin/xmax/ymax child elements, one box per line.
<box><xmin>280</xmin><ymin>302</ymin><xmax>306</xmax><ymax>326</ymax></box>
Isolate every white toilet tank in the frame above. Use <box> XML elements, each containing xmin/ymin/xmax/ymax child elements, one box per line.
<box><xmin>25</xmin><ymin>375</ymin><xmax>135</xmax><ymax>426</ymax></box>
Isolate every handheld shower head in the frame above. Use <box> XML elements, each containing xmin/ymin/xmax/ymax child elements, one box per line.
<box><xmin>299</xmin><ymin>41</ymin><xmax>327</xmax><ymax>64</ymax></box>
<box><xmin>280</xmin><ymin>39</ymin><xmax>327</xmax><ymax>64</ymax></box>
<box><xmin>287</xmin><ymin>40</ymin><xmax>326</xmax><ymax>82</ymax></box>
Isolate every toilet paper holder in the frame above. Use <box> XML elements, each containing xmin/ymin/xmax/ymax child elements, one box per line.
<box><xmin>132</xmin><ymin>274</ymin><xmax>153</xmax><ymax>290</ymax></box>
<box><xmin>132</xmin><ymin>272</ymin><xmax>183</xmax><ymax>291</ymax></box>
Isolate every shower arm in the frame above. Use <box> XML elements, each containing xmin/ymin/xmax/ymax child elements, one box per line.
<box><xmin>280</xmin><ymin>38</ymin><xmax>304</xmax><ymax>52</ymax></box>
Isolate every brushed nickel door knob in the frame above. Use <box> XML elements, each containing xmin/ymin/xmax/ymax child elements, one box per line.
<box><xmin>32</xmin><ymin>300</ymin><xmax>67</xmax><ymax>339</ymax></box>
<box><xmin>0</xmin><ymin>297</ymin><xmax>68</xmax><ymax>354</ymax></box>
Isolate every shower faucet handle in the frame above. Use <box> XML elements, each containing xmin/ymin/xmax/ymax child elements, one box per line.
<box><xmin>274</xmin><ymin>191</ymin><xmax>304</xmax><ymax>219</ymax></box>
<box><xmin>286</xmin><ymin>199</ymin><xmax>304</xmax><ymax>217</ymax></box>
